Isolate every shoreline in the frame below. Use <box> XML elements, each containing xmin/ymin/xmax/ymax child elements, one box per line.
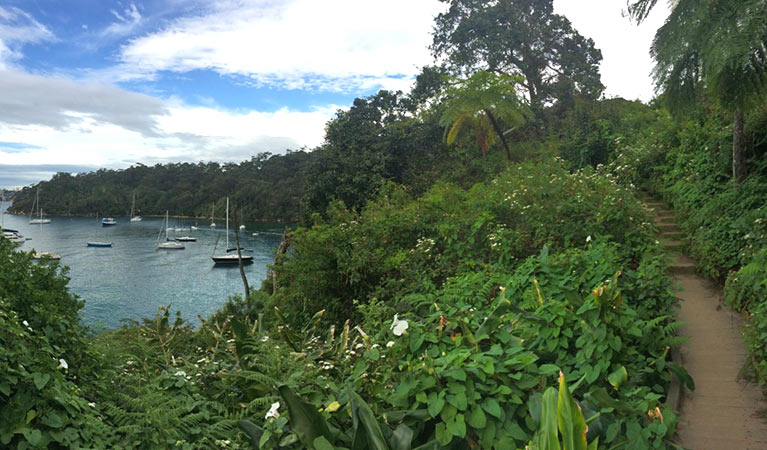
<box><xmin>3</xmin><ymin>210</ymin><xmax>295</xmax><ymax>224</ymax></box>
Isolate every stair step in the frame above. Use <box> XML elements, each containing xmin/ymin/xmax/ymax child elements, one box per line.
<box><xmin>667</xmin><ymin>254</ymin><xmax>697</xmax><ymax>275</ymax></box>
<box><xmin>646</xmin><ymin>202</ymin><xmax>665</xmax><ymax>208</ymax></box>
<box><xmin>663</xmin><ymin>241</ymin><xmax>684</xmax><ymax>251</ymax></box>
<box><xmin>663</xmin><ymin>231</ymin><xmax>684</xmax><ymax>239</ymax></box>
<box><xmin>655</xmin><ymin>210</ymin><xmax>675</xmax><ymax>217</ymax></box>
<box><xmin>658</xmin><ymin>223</ymin><xmax>679</xmax><ymax>232</ymax></box>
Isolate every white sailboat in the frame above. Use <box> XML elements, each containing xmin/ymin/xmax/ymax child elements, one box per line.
<box><xmin>209</xmin><ymin>202</ymin><xmax>216</xmax><ymax>228</ymax></box>
<box><xmin>157</xmin><ymin>211</ymin><xmax>185</xmax><ymax>250</ymax></box>
<box><xmin>211</xmin><ymin>198</ymin><xmax>253</xmax><ymax>265</ymax></box>
<box><xmin>130</xmin><ymin>193</ymin><xmax>142</xmax><ymax>222</ymax></box>
<box><xmin>29</xmin><ymin>188</ymin><xmax>51</xmax><ymax>224</ymax></box>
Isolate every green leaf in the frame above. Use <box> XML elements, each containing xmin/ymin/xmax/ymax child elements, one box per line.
<box><xmin>348</xmin><ymin>386</ymin><xmax>390</xmax><ymax>450</ymax></box>
<box><xmin>22</xmin><ymin>429</ymin><xmax>42</xmax><ymax>446</ymax></box>
<box><xmin>389</xmin><ymin>424</ymin><xmax>413</xmax><ymax>450</ymax></box>
<box><xmin>446</xmin><ymin>414</ymin><xmax>466</xmax><ymax>438</ymax></box>
<box><xmin>435</xmin><ymin>422</ymin><xmax>452</xmax><ymax>446</ymax></box>
<box><xmin>313</xmin><ymin>436</ymin><xmax>336</xmax><ymax>450</ymax></box>
<box><xmin>608</xmin><ymin>366</ymin><xmax>628</xmax><ymax>390</ymax></box>
<box><xmin>557</xmin><ymin>373</ymin><xmax>588</xmax><ymax>450</ymax></box>
<box><xmin>668</xmin><ymin>362</ymin><xmax>695</xmax><ymax>391</ymax></box>
<box><xmin>482</xmin><ymin>397</ymin><xmax>502</xmax><ymax>418</ymax></box>
<box><xmin>238</xmin><ymin>420</ymin><xmax>264</xmax><ymax>445</ymax></box>
<box><xmin>476</xmin><ymin>299</ymin><xmax>511</xmax><ymax>341</ymax></box>
<box><xmin>605</xmin><ymin>422</ymin><xmax>620</xmax><ymax>442</ymax></box>
<box><xmin>32</xmin><ymin>373</ymin><xmax>50</xmax><ymax>391</ymax></box>
<box><xmin>467</xmin><ymin>407</ymin><xmax>487</xmax><ymax>429</ymax></box>
<box><xmin>427</xmin><ymin>393</ymin><xmax>445</xmax><ymax>418</ymax></box>
<box><xmin>41</xmin><ymin>411</ymin><xmax>65</xmax><ymax>428</ymax></box>
<box><xmin>278</xmin><ymin>385</ymin><xmax>333</xmax><ymax>447</ymax></box>
<box><xmin>534</xmin><ymin>387</ymin><xmax>560</xmax><ymax>450</ymax></box>
<box><xmin>447</xmin><ymin>392</ymin><xmax>467</xmax><ymax>411</ymax></box>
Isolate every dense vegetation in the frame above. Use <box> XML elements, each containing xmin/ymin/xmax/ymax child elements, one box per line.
<box><xmin>4</xmin><ymin>0</ymin><xmax>767</xmax><ymax>447</ymax></box>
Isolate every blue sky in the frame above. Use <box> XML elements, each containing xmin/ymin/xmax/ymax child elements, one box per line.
<box><xmin>0</xmin><ymin>0</ymin><xmax>668</xmax><ymax>188</ymax></box>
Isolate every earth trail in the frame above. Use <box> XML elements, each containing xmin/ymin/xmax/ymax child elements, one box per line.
<box><xmin>646</xmin><ymin>200</ymin><xmax>767</xmax><ymax>449</ymax></box>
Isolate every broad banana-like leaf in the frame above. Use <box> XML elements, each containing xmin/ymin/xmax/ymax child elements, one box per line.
<box><xmin>278</xmin><ymin>385</ymin><xmax>334</xmax><ymax>447</ymax></box>
<box><xmin>389</xmin><ymin>424</ymin><xmax>414</xmax><ymax>450</ymax></box>
<box><xmin>535</xmin><ymin>387</ymin><xmax>561</xmax><ymax>450</ymax></box>
<box><xmin>557</xmin><ymin>373</ymin><xmax>588</xmax><ymax>450</ymax></box>
<box><xmin>348</xmin><ymin>386</ymin><xmax>390</xmax><ymax>450</ymax></box>
<box><xmin>237</xmin><ymin>419</ymin><xmax>264</xmax><ymax>445</ymax></box>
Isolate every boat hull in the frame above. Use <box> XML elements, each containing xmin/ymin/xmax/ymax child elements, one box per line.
<box><xmin>158</xmin><ymin>242</ymin><xmax>185</xmax><ymax>250</ymax></box>
<box><xmin>211</xmin><ymin>254</ymin><xmax>254</xmax><ymax>265</ymax></box>
<box><xmin>87</xmin><ymin>242</ymin><xmax>113</xmax><ymax>247</ymax></box>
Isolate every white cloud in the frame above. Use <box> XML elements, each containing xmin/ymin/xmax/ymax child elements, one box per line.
<box><xmin>0</xmin><ymin>69</ymin><xmax>335</xmax><ymax>180</ymax></box>
<box><xmin>0</xmin><ymin>69</ymin><xmax>166</xmax><ymax>135</ymax></box>
<box><xmin>0</xmin><ymin>6</ymin><xmax>55</xmax><ymax>67</ymax></box>
<box><xmin>553</xmin><ymin>0</ymin><xmax>669</xmax><ymax>101</ymax></box>
<box><xmin>116</xmin><ymin>0</ymin><xmax>444</xmax><ymax>92</ymax></box>
<box><xmin>104</xmin><ymin>3</ymin><xmax>143</xmax><ymax>37</ymax></box>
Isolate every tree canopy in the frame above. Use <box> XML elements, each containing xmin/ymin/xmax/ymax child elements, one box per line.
<box><xmin>431</xmin><ymin>0</ymin><xmax>604</xmax><ymax>114</ymax></box>
<box><xmin>632</xmin><ymin>0</ymin><xmax>767</xmax><ymax>182</ymax></box>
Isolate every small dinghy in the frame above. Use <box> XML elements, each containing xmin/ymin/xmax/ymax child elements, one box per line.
<box><xmin>87</xmin><ymin>241</ymin><xmax>113</xmax><ymax>247</ymax></box>
<box><xmin>33</xmin><ymin>252</ymin><xmax>61</xmax><ymax>260</ymax></box>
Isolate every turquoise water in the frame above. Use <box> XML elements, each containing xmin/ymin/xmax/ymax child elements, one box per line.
<box><xmin>1</xmin><ymin>201</ymin><xmax>284</xmax><ymax>329</ymax></box>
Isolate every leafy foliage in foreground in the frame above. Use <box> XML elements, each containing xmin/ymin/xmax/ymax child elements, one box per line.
<box><xmin>0</xmin><ymin>159</ymin><xmax>684</xmax><ymax>448</ymax></box>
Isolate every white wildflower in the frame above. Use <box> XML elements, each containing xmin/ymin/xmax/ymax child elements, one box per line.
<box><xmin>88</xmin><ymin>402</ymin><xmax>96</xmax><ymax>408</ymax></box>
<box><xmin>22</xmin><ymin>320</ymin><xmax>29</xmax><ymax>327</ymax></box>
<box><xmin>586</xmin><ymin>235</ymin><xmax>592</xmax><ymax>243</ymax></box>
<box><xmin>386</xmin><ymin>341</ymin><xmax>395</xmax><ymax>348</ymax></box>
<box><xmin>174</xmin><ymin>370</ymin><xmax>186</xmax><ymax>377</ymax></box>
<box><xmin>265</xmin><ymin>401</ymin><xmax>280</xmax><ymax>420</ymax></box>
<box><xmin>390</xmin><ymin>314</ymin><xmax>409</xmax><ymax>336</ymax></box>
<box><xmin>58</xmin><ymin>358</ymin><xmax>68</xmax><ymax>370</ymax></box>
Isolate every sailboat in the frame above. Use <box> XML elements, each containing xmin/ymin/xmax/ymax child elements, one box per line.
<box><xmin>209</xmin><ymin>202</ymin><xmax>216</xmax><ymax>228</ymax></box>
<box><xmin>2</xmin><ymin>194</ymin><xmax>25</xmax><ymax>246</ymax></box>
<box><xmin>87</xmin><ymin>212</ymin><xmax>113</xmax><ymax>247</ymax></box>
<box><xmin>130</xmin><ymin>193</ymin><xmax>142</xmax><ymax>222</ymax></box>
<box><xmin>211</xmin><ymin>198</ymin><xmax>253</xmax><ymax>265</ymax></box>
<box><xmin>28</xmin><ymin>188</ymin><xmax>51</xmax><ymax>224</ymax></box>
<box><xmin>157</xmin><ymin>211</ymin><xmax>185</xmax><ymax>250</ymax></box>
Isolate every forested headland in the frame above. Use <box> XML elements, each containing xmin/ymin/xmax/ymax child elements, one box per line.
<box><xmin>3</xmin><ymin>0</ymin><xmax>767</xmax><ymax>448</ymax></box>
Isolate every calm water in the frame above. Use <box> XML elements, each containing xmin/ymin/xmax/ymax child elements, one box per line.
<box><xmin>1</xmin><ymin>201</ymin><xmax>285</xmax><ymax>329</ymax></box>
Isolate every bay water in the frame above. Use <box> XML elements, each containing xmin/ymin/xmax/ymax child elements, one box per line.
<box><xmin>1</xmin><ymin>201</ymin><xmax>284</xmax><ymax>329</ymax></box>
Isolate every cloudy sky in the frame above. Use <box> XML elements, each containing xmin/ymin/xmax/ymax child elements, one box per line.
<box><xmin>0</xmin><ymin>0</ymin><xmax>668</xmax><ymax>188</ymax></box>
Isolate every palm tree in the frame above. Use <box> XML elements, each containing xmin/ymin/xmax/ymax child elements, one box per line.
<box><xmin>439</xmin><ymin>71</ymin><xmax>531</xmax><ymax>163</ymax></box>
<box><xmin>630</xmin><ymin>0</ymin><xmax>767</xmax><ymax>182</ymax></box>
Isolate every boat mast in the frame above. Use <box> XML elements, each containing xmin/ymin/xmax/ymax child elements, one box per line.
<box><xmin>225</xmin><ymin>197</ymin><xmax>229</xmax><ymax>249</ymax></box>
<box><xmin>165</xmin><ymin>211</ymin><xmax>169</xmax><ymax>241</ymax></box>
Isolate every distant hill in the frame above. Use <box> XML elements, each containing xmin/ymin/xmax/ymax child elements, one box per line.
<box><xmin>7</xmin><ymin>151</ymin><xmax>311</xmax><ymax>223</ymax></box>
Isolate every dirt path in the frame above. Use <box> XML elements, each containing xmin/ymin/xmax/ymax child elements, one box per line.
<box><xmin>647</xmin><ymin>200</ymin><xmax>767</xmax><ymax>449</ymax></box>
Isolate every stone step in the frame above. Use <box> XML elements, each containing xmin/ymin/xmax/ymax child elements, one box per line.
<box><xmin>658</xmin><ymin>223</ymin><xmax>679</xmax><ymax>233</ymax></box>
<box><xmin>663</xmin><ymin>240</ymin><xmax>684</xmax><ymax>251</ymax></box>
<box><xmin>655</xmin><ymin>210</ymin><xmax>675</xmax><ymax>218</ymax></box>
<box><xmin>668</xmin><ymin>254</ymin><xmax>697</xmax><ymax>275</ymax></box>
<box><xmin>663</xmin><ymin>231</ymin><xmax>685</xmax><ymax>240</ymax></box>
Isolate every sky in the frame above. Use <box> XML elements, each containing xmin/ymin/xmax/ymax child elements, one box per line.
<box><xmin>0</xmin><ymin>0</ymin><xmax>669</xmax><ymax>188</ymax></box>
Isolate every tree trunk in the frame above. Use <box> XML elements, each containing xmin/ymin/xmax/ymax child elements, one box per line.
<box><xmin>271</xmin><ymin>229</ymin><xmax>292</xmax><ymax>295</ymax></box>
<box><xmin>484</xmin><ymin>109</ymin><xmax>515</xmax><ymax>163</ymax></box>
<box><xmin>733</xmin><ymin>108</ymin><xmax>747</xmax><ymax>183</ymax></box>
